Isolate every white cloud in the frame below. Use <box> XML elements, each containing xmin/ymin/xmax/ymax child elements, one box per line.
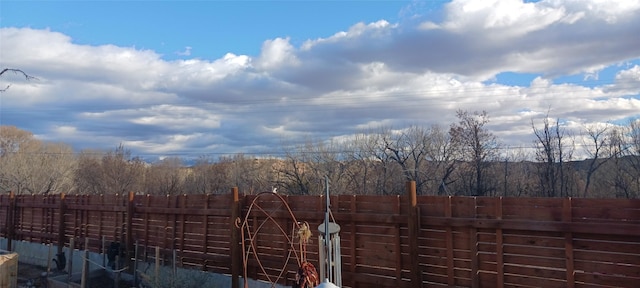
<box><xmin>163</xmin><ymin>53</ymin><xmax>250</xmax><ymax>87</ymax></box>
<box><xmin>301</xmin><ymin>20</ymin><xmax>394</xmax><ymax>50</ymax></box>
<box><xmin>556</xmin><ymin>0</ymin><xmax>640</xmax><ymax>23</ymax></box>
<box><xmin>604</xmin><ymin>65</ymin><xmax>640</xmax><ymax>95</ymax></box>
<box><xmin>262</xmin><ymin>0</ymin><xmax>640</xmax><ymax>84</ymax></box>
<box><xmin>176</xmin><ymin>46</ymin><xmax>192</xmax><ymax>56</ymax></box>
<box><xmin>52</xmin><ymin>125</ymin><xmax>78</xmax><ymax>136</ymax></box>
<box><xmin>131</xmin><ymin>105</ymin><xmax>221</xmax><ymax>130</ymax></box>
<box><xmin>439</xmin><ymin>0</ymin><xmax>566</xmax><ymax>37</ymax></box>
<box><xmin>82</xmin><ymin>105</ymin><xmax>221</xmax><ymax>130</ymax></box>
<box><xmin>256</xmin><ymin>37</ymin><xmax>299</xmax><ymax>70</ymax></box>
<box><xmin>1</xmin><ymin>28</ymin><xmax>168</xmax><ymax>88</ymax></box>
<box><xmin>123</xmin><ymin>133</ymin><xmax>206</xmax><ymax>154</ymax></box>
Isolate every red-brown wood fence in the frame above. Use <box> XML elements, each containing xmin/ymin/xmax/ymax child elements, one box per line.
<box><xmin>1</xmin><ymin>182</ymin><xmax>639</xmax><ymax>288</ymax></box>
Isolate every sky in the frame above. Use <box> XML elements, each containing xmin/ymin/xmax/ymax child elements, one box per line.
<box><xmin>1</xmin><ymin>0</ymin><xmax>639</xmax><ymax>162</ymax></box>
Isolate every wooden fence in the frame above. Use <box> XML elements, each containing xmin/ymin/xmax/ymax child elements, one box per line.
<box><xmin>1</xmin><ymin>183</ymin><xmax>639</xmax><ymax>288</ymax></box>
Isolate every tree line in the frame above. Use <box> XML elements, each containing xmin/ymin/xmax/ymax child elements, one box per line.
<box><xmin>0</xmin><ymin>110</ymin><xmax>639</xmax><ymax>198</ymax></box>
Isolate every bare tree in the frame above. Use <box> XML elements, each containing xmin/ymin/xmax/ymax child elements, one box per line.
<box><xmin>306</xmin><ymin>139</ymin><xmax>350</xmax><ymax>194</ymax></box>
<box><xmin>621</xmin><ymin>119</ymin><xmax>640</xmax><ymax>197</ymax></box>
<box><xmin>183</xmin><ymin>156</ymin><xmax>231</xmax><ymax>194</ymax></box>
<box><xmin>28</xmin><ymin>142</ymin><xmax>76</xmax><ymax>194</ymax></box>
<box><xmin>276</xmin><ymin>142</ymin><xmax>314</xmax><ymax>195</ymax></box>
<box><xmin>102</xmin><ymin>145</ymin><xmax>144</xmax><ymax>193</ymax></box>
<box><xmin>383</xmin><ymin>126</ymin><xmax>430</xmax><ymax>193</ymax></box>
<box><xmin>0</xmin><ymin>125</ymin><xmax>35</xmax><ymax>158</ymax></box>
<box><xmin>531</xmin><ymin>115</ymin><xmax>575</xmax><ymax>197</ymax></box>
<box><xmin>379</xmin><ymin>125</ymin><xmax>459</xmax><ymax>195</ymax></box>
<box><xmin>605</xmin><ymin>126</ymin><xmax>635</xmax><ymax>198</ymax></box>
<box><xmin>449</xmin><ymin>110</ymin><xmax>500</xmax><ymax>196</ymax></box>
<box><xmin>74</xmin><ymin>150</ymin><xmax>104</xmax><ymax>194</ymax></box>
<box><xmin>357</xmin><ymin>128</ymin><xmax>405</xmax><ymax>195</ymax></box>
<box><xmin>581</xmin><ymin>124</ymin><xmax>614</xmax><ymax>197</ymax></box>
<box><xmin>532</xmin><ymin>117</ymin><xmax>558</xmax><ymax>197</ymax></box>
<box><xmin>183</xmin><ymin>157</ymin><xmax>207</xmax><ymax>194</ymax></box>
<box><xmin>74</xmin><ymin>144</ymin><xmax>144</xmax><ymax>194</ymax></box>
<box><xmin>144</xmin><ymin>157</ymin><xmax>185</xmax><ymax>195</ymax></box>
<box><xmin>224</xmin><ymin>153</ymin><xmax>277</xmax><ymax>194</ymax></box>
<box><xmin>425</xmin><ymin>125</ymin><xmax>458</xmax><ymax>196</ymax></box>
<box><xmin>0</xmin><ymin>68</ymin><xmax>36</xmax><ymax>92</ymax></box>
<box><xmin>498</xmin><ymin>147</ymin><xmax>534</xmax><ymax>197</ymax></box>
<box><xmin>0</xmin><ymin>126</ymin><xmax>76</xmax><ymax>194</ymax></box>
<box><xmin>342</xmin><ymin>133</ymin><xmax>374</xmax><ymax>194</ymax></box>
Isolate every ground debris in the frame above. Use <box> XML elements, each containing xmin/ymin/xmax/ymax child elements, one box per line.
<box><xmin>17</xmin><ymin>262</ymin><xmax>63</xmax><ymax>287</ymax></box>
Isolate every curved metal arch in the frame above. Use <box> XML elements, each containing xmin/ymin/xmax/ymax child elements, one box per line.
<box><xmin>236</xmin><ymin>192</ymin><xmax>306</xmax><ymax>288</ymax></box>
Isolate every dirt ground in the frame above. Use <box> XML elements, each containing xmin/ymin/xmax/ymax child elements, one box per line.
<box><xmin>17</xmin><ymin>262</ymin><xmax>133</xmax><ymax>288</ymax></box>
<box><xmin>16</xmin><ymin>262</ymin><xmax>63</xmax><ymax>287</ymax></box>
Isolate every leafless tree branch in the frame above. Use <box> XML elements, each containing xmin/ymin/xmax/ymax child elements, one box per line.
<box><xmin>0</xmin><ymin>68</ymin><xmax>37</xmax><ymax>92</ymax></box>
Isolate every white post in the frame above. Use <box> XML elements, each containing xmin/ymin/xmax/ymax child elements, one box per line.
<box><xmin>318</xmin><ymin>234</ymin><xmax>326</xmax><ymax>281</ymax></box>
<box><xmin>324</xmin><ymin>176</ymin><xmax>332</xmax><ymax>282</ymax></box>
<box><xmin>317</xmin><ymin>175</ymin><xmax>342</xmax><ymax>287</ymax></box>
<box><xmin>333</xmin><ymin>234</ymin><xmax>342</xmax><ymax>287</ymax></box>
<box><xmin>81</xmin><ymin>238</ymin><xmax>89</xmax><ymax>288</ymax></box>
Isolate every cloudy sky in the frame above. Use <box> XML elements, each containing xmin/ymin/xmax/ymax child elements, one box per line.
<box><xmin>1</xmin><ymin>0</ymin><xmax>639</xmax><ymax>161</ymax></box>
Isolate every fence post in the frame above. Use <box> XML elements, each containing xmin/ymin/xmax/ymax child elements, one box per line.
<box><xmin>470</xmin><ymin>197</ymin><xmax>479</xmax><ymax>288</ymax></box>
<box><xmin>81</xmin><ymin>237</ymin><xmax>89</xmax><ymax>288</ymax></box>
<box><xmin>231</xmin><ymin>187</ymin><xmax>240</xmax><ymax>288</ymax></box>
<box><xmin>7</xmin><ymin>191</ymin><xmax>16</xmax><ymax>251</ymax></box>
<box><xmin>57</xmin><ymin>193</ymin><xmax>67</xmax><ymax>256</ymax></box>
<box><xmin>126</xmin><ymin>191</ymin><xmax>135</xmax><ymax>273</ymax></box>
<box><xmin>406</xmin><ymin>181</ymin><xmax>422</xmax><ymax>288</ymax></box>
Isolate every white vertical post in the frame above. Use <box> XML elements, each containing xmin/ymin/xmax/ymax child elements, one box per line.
<box><xmin>324</xmin><ymin>176</ymin><xmax>332</xmax><ymax>282</ymax></box>
<box><xmin>334</xmin><ymin>234</ymin><xmax>342</xmax><ymax>287</ymax></box>
<box><xmin>47</xmin><ymin>243</ymin><xmax>53</xmax><ymax>274</ymax></box>
<box><xmin>318</xmin><ymin>175</ymin><xmax>342</xmax><ymax>287</ymax></box>
<box><xmin>81</xmin><ymin>238</ymin><xmax>89</xmax><ymax>288</ymax></box>
<box><xmin>318</xmin><ymin>234</ymin><xmax>326</xmax><ymax>281</ymax></box>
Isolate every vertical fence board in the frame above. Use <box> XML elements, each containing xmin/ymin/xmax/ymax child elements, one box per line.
<box><xmin>349</xmin><ymin>195</ymin><xmax>357</xmax><ymax>288</ymax></box>
<box><xmin>163</xmin><ymin>195</ymin><xmax>171</xmax><ymax>252</ymax></box>
<box><xmin>57</xmin><ymin>193</ymin><xmax>66</xmax><ymax>255</ymax></box>
<box><xmin>406</xmin><ymin>181</ymin><xmax>422</xmax><ymax>288</ymax></box>
<box><xmin>470</xmin><ymin>197</ymin><xmax>479</xmax><ymax>288</ymax></box>
<box><xmin>125</xmin><ymin>191</ymin><xmax>134</xmax><ymax>271</ymax></box>
<box><xmin>445</xmin><ymin>196</ymin><xmax>454</xmax><ymax>286</ymax></box>
<box><xmin>231</xmin><ymin>188</ymin><xmax>240</xmax><ymax>288</ymax></box>
<box><xmin>7</xmin><ymin>192</ymin><xmax>16</xmax><ymax>250</ymax></box>
<box><xmin>179</xmin><ymin>194</ymin><xmax>186</xmax><ymax>267</ymax></box>
<box><xmin>143</xmin><ymin>195</ymin><xmax>151</xmax><ymax>260</ymax></box>
<box><xmin>496</xmin><ymin>197</ymin><xmax>504</xmax><ymax>288</ymax></box>
<box><xmin>393</xmin><ymin>195</ymin><xmax>401</xmax><ymax>287</ymax></box>
<box><xmin>564</xmin><ymin>198</ymin><xmax>575</xmax><ymax>288</ymax></box>
<box><xmin>202</xmin><ymin>194</ymin><xmax>209</xmax><ymax>269</ymax></box>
